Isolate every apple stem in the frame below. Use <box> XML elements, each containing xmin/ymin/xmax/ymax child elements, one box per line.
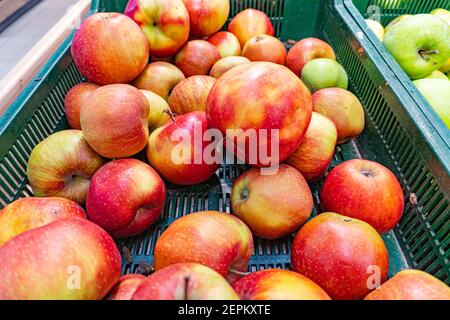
<box><xmin>163</xmin><ymin>108</ymin><xmax>177</xmax><ymax>122</ymax></box>
<box><xmin>229</xmin><ymin>268</ymin><xmax>251</xmax><ymax>277</ymax></box>
<box><xmin>419</xmin><ymin>49</ymin><xmax>439</xmax><ymax>59</ymax></box>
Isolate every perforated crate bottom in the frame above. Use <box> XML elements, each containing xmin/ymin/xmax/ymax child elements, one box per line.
<box><xmin>118</xmin><ymin>140</ymin><xmax>409</xmax><ymax>277</ymax></box>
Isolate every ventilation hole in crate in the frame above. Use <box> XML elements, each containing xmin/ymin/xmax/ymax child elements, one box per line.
<box><xmin>440</xmin><ymin>231</ymin><xmax>450</xmax><ymax>252</ymax></box>
<box><xmin>422</xmin><ymin>193</ymin><xmax>446</xmax><ymax>221</ymax></box>
<box><xmin>412</xmin><ymin>246</ymin><xmax>435</xmax><ymax>269</ymax></box>
<box><xmin>398</xmin><ymin>207</ymin><xmax>419</xmax><ymax>233</ymax></box>
<box><xmin>432</xmin><ymin>216</ymin><xmax>450</xmax><ymax>243</ymax></box>
<box><xmin>203</xmin><ymin>193</ymin><xmax>209</xmax><ymax>211</ymax></box>
<box><xmin>224</xmin><ymin>193</ymin><xmax>231</xmax><ymax>213</ymax></box>
<box><xmin>20</xmin><ymin>185</ymin><xmax>34</xmax><ymax>198</ymax></box>
<box><xmin>401</xmin><ymin>217</ymin><xmax>422</xmax><ymax>241</ymax></box>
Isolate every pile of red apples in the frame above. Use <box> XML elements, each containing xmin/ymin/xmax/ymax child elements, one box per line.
<box><xmin>0</xmin><ymin>0</ymin><xmax>449</xmax><ymax>300</ymax></box>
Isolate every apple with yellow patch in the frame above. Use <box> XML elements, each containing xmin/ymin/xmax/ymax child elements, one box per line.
<box><xmin>365</xmin><ymin>269</ymin><xmax>450</xmax><ymax>300</ymax></box>
<box><xmin>0</xmin><ymin>197</ymin><xmax>86</xmax><ymax>246</ymax></box>
<box><xmin>146</xmin><ymin>111</ymin><xmax>220</xmax><ymax>185</ymax></box>
<box><xmin>132</xmin><ymin>263</ymin><xmax>239</xmax><ymax>300</ymax></box>
<box><xmin>169</xmin><ymin>76</ymin><xmax>216</xmax><ymax>114</ymax></box>
<box><xmin>26</xmin><ymin>130</ymin><xmax>106</xmax><ymax>204</ymax></box>
<box><xmin>228</xmin><ymin>9</ymin><xmax>274</xmax><ymax>47</ymax></box>
<box><xmin>134</xmin><ymin>62</ymin><xmax>185</xmax><ymax>101</ymax></box>
<box><xmin>231</xmin><ymin>164</ymin><xmax>313</xmax><ymax>239</ymax></box>
<box><xmin>140</xmin><ymin>90</ymin><xmax>171</xmax><ymax>132</ymax></box>
<box><xmin>233</xmin><ymin>269</ymin><xmax>331</xmax><ymax>300</ymax></box>
<box><xmin>210</xmin><ymin>56</ymin><xmax>251</xmax><ymax>78</ymax></box>
<box><xmin>207</xmin><ymin>31</ymin><xmax>242</xmax><ymax>58</ymax></box>
<box><xmin>286</xmin><ymin>112</ymin><xmax>337</xmax><ymax>181</ymax></box>
<box><xmin>124</xmin><ymin>0</ymin><xmax>190</xmax><ymax>57</ymax></box>
<box><xmin>86</xmin><ymin>159</ymin><xmax>166</xmax><ymax>238</ymax></box>
<box><xmin>154</xmin><ymin>211</ymin><xmax>254</xmax><ymax>283</ymax></box>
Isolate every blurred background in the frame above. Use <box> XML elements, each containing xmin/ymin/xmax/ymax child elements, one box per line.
<box><xmin>0</xmin><ymin>0</ymin><xmax>76</xmax><ymax>79</ymax></box>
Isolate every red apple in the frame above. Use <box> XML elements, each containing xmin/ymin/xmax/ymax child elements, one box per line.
<box><xmin>108</xmin><ymin>274</ymin><xmax>147</xmax><ymax>300</ymax></box>
<box><xmin>140</xmin><ymin>90</ymin><xmax>171</xmax><ymax>132</ymax></box>
<box><xmin>231</xmin><ymin>164</ymin><xmax>313</xmax><ymax>239</ymax></box>
<box><xmin>291</xmin><ymin>212</ymin><xmax>389</xmax><ymax>300</ymax></box>
<box><xmin>132</xmin><ymin>263</ymin><xmax>239</xmax><ymax>300</ymax></box>
<box><xmin>64</xmin><ymin>83</ymin><xmax>99</xmax><ymax>129</ymax></box>
<box><xmin>207</xmin><ymin>31</ymin><xmax>241</xmax><ymax>58</ymax></box>
<box><xmin>242</xmin><ymin>35</ymin><xmax>287</xmax><ymax>65</ymax></box>
<box><xmin>154</xmin><ymin>211</ymin><xmax>254</xmax><ymax>283</ymax></box>
<box><xmin>72</xmin><ymin>13</ymin><xmax>149</xmax><ymax>85</ymax></box>
<box><xmin>320</xmin><ymin>159</ymin><xmax>404</xmax><ymax>233</ymax></box>
<box><xmin>233</xmin><ymin>269</ymin><xmax>331</xmax><ymax>300</ymax></box>
<box><xmin>175</xmin><ymin>40</ymin><xmax>221</xmax><ymax>77</ymax></box>
<box><xmin>364</xmin><ymin>270</ymin><xmax>450</xmax><ymax>300</ymax></box>
<box><xmin>80</xmin><ymin>84</ymin><xmax>149</xmax><ymax>158</ymax></box>
<box><xmin>312</xmin><ymin>88</ymin><xmax>365</xmax><ymax>144</ymax></box>
<box><xmin>87</xmin><ymin>159</ymin><xmax>166</xmax><ymax>238</ymax></box>
<box><xmin>0</xmin><ymin>197</ymin><xmax>86</xmax><ymax>246</ymax></box>
<box><xmin>228</xmin><ymin>9</ymin><xmax>274</xmax><ymax>47</ymax></box>
<box><xmin>0</xmin><ymin>218</ymin><xmax>122</xmax><ymax>299</ymax></box>
<box><xmin>134</xmin><ymin>62</ymin><xmax>185</xmax><ymax>101</ymax></box>
<box><xmin>26</xmin><ymin>130</ymin><xmax>106</xmax><ymax>204</ymax></box>
<box><xmin>210</xmin><ymin>56</ymin><xmax>251</xmax><ymax>78</ymax></box>
<box><xmin>206</xmin><ymin>62</ymin><xmax>312</xmax><ymax>166</ymax></box>
<box><xmin>124</xmin><ymin>0</ymin><xmax>190</xmax><ymax>57</ymax></box>
<box><xmin>146</xmin><ymin>111</ymin><xmax>220</xmax><ymax>185</ymax></box>
<box><xmin>286</xmin><ymin>38</ymin><xmax>336</xmax><ymax>77</ymax></box>
<box><xmin>169</xmin><ymin>75</ymin><xmax>216</xmax><ymax>114</ymax></box>
<box><xmin>286</xmin><ymin>112</ymin><xmax>337</xmax><ymax>181</ymax></box>
<box><xmin>182</xmin><ymin>0</ymin><xmax>230</xmax><ymax>38</ymax></box>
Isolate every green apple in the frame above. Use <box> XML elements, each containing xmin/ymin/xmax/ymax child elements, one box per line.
<box><xmin>431</xmin><ymin>8</ymin><xmax>450</xmax><ymax>25</ymax></box>
<box><xmin>385</xmin><ymin>15</ymin><xmax>412</xmax><ymax>33</ymax></box>
<box><xmin>440</xmin><ymin>58</ymin><xmax>450</xmax><ymax>73</ymax></box>
<box><xmin>301</xmin><ymin>58</ymin><xmax>348</xmax><ymax>92</ymax></box>
<box><xmin>365</xmin><ymin>19</ymin><xmax>384</xmax><ymax>41</ymax></box>
<box><xmin>383</xmin><ymin>14</ymin><xmax>450</xmax><ymax>79</ymax></box>
<box><xmin>413</xmin><ymin>78</ymin><xmax>450</xmax><ymax>129</ymax></box>
<box><xmin>425</xmin><ymin>70</ymin><xmax>448</xmax><ymax>80</ymax></box>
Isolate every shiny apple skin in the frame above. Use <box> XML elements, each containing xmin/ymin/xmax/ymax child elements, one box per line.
<box><xmin>146</xmin><ymin>111</ymin><xmax>220</xmax><ymax>185</ymax></box>
<box><xmin>86</xmin><ymin>159</ymin><xmax>166</xmax><ymax>238</ymax></box>
<box><xmin>231</xmin><ymin>164</ymin><xmax>313</xmax><ymax>239</ymax></box>
<box><xmin>0</xmin><ymin>197</ymin><xmax>86</xmax><ymax>246</ymax></box>
<box><xmin>286</xmin><ymin>112</ymin><xmax>337</xmax><ymax>182</ymax></box>
<box><xmin>72</xmin><ymin>13</ymin><xmax>149</xmax><ymax>85</ymax></box>
<box><xmin>154</xmin><ymin>211</ymin><xmax>254</xmax><ymax>283</ymax></box>
<box><xmin>175</xmin><ymin>40</ymin><xmax>221</xmax><ymax>77</ymax></box>
<box><xmin>206</xmin><ymin>62</ymin><xmax>312</xmax><ymax>166</ymax></box>
<box><xmin>320</xmin><ymin>159</ymin><xmax>404</xmax><ymax>233</ymax></box>
<box><xmin>26</xmin><ymin>130</ymin><xmax>106</xmax><ymax>204</ymax></box>
<box><xmin>0</xmin><ymin>218</ymin><xmax>122</xmax><ymax>300</ymax></box>
<box><xmin>233</xmin><ymin>269</ymin><xmax>331</xmax><ymax>300</ymax></box>
<box><xmin>80</xmin><ymin>84</ymin><xmax>150</xmax><ymax>159</ymax></box>
<box><xmin>132</xmin><ymin>263</ymin><xmax>239</xmax><ymax>300</ymax></box>
<box><xmin>286</xmin><ymin>38</ymin><xmax>336</xmax><ymax>77</ymax></box>
<box><xmin>64</xmin><ymin>83</ymin><xmax>99</xmax><ymax>130</ymax></box>
<box><xmin>228</xmin><ymin>9</ymin><xmax>274</xmax><ymax>47</ymax></box>
<box><xmin>124</xmin><ymin>0</ymin><xmax>190</xmax><ymax>57</ymax></box>
<box><xmin>291</xmin><ymin>212</ymin><xmax>389</xmax><ymax>300</ymax></box>
<box><xmin>364</xmin><ymin>270</ymin><xmax>450</xmax><ymax>300</ymax></box>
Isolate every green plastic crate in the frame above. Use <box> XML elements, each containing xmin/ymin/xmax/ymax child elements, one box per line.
<box><xmin>0</xmin><ymin>0</ymin><xmax>448</xmax><ymax>285</ymax></box>
<box><xmin>344</xmin><ymin>0</ymin><xmax>450</xmax><ymax>172</ymax></box>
